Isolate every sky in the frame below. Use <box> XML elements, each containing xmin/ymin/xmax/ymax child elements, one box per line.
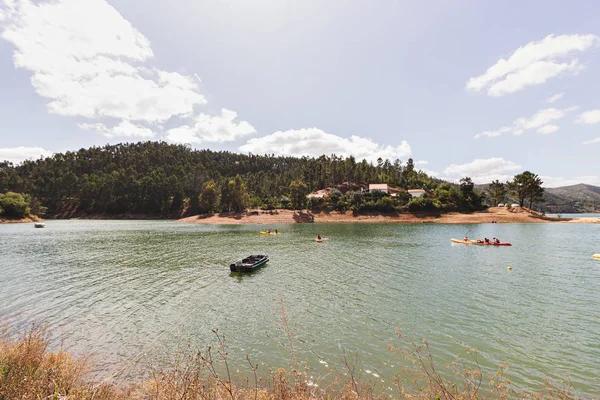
<box><xmin>1</xmin><ymin>0</ymin><xmax>600</xmax><ymax>188</ymax></box>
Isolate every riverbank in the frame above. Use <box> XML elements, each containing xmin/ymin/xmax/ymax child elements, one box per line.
<box><xmin>0</xmin><ymin>216</ymin><xmax>41</xmax><ymax>224</ymax></box>
<box><xmin>178</xmin><ymin>206</ymin><xmax>597</xmax><ymax>224</ymax></box>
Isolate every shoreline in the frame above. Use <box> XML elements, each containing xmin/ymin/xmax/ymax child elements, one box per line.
<box><xmin>0</xmin><ymin>216</ymin><xmax>41</xmax><ymax>224</ymax></box>
<box><xmin>4</xmin><ymin>207</ymin><xmax>598</xmax><ymax>225</ymax></box>
<box><xmin>177</xmin><ymin>207</ymin><xmax>600</xmax><ymax>225</ymax></box>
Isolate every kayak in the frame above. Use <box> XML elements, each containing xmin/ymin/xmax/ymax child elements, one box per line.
<box><xmin>593</xmin><ymin>254</ymin><xmax>600</xmax><ymax>259</ymax></box>
<box><xmin>451</xmin><ymin>238</ymin><xmax>512</xmax><ymax>246</ymax></box>
<box><xmin>260</xmin><ymin>231</ymin><xmax>280</xmax><ymax>235</ymax></box>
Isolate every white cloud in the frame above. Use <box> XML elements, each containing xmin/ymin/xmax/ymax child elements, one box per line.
<box><xmin>442</xmin><ymin>157</ymin><xmax>522</xmax><ymax>184</ymax></box>
<box><xmin>474</xmin><ymin>107</ymin><xmax>576</xmax><ymax>139</ymax></box>
<box><xmin>0</xmin><ymin>146</ymin><xmax>52</xmax><ymax>164</ymax></box>
<box><xmin>583</xmin><ymin>137</ymin><xmax>600</xmax><ymax>145</ymax></box>
<box><xmin>415</xmin><ymin>160</ymin><xmax>428</xmax><ymax>165</ymax></box>
<box><xmin>191</xmin><ymin>109</ymin><xmax>256</xmax><ymax>142</ymax></box>
<box><xmin>546</xmin><ymin>92</ymin><xmax>564</xmax><ymax>103</ymax></box>
<box><xmin>79</xmin><ymin>121</ymin><xmax>154</xmax><ymax>138</ymax></box>
<box><xmin>466</xmin><ymin>34</ymin><xmax>598</xmax><ymax>96</ymax></box>
<box><xmin>514</xmin><ymin>107</ymin><xmax>577</xmax><ymax>130</ymax></box>
<box><xmin>576</xmin><ymin>109</ymin><xmax>600</xmax><ymax>124</ymax></box>
<box><xmin>474</xmin><ymin>126</ymin><xmax>512</xmax><ymax>139</ymax></box>
<box><xmin>239</xmin><ymin>128</ymin><xmax>412</xmax><ymax>163</ymax></box>
<box><xmin>537</xmin><ymin>124</ymin><xmax>559</xmax><ymax>134</ymax></box>
<box><xmin>488</xmin><ymin>60</ymin><xmax>582</xmax><ymax>97</ymax></box>
<box><xmin>0</xmin><ymin>0</ymin><xmax>206</xmax><ymax>126</ymax></box>
<box><xmin>165</xmin><ymin>108</ymin><xmax>256</xmax><ymax>144</ymax></box>
<box><xmin>164</xmin><ymin>126</ymin><xmax>204</xmax><ymax>145</ymax></box>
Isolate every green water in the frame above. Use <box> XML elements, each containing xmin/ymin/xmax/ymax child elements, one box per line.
<box><xmin>1</xmin><ymin>220</ymin><xmax>599</xmax><ymax>395</ymax></box>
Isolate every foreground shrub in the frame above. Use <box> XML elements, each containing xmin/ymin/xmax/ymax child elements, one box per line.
<box><xmin>0</xmin><ymin>319</ymin><xmax>585</xmax><ymax>400</ymax></box>
<box><xmin>0</xmin><ymin>325</ymin><xmax>124</xmax><ymax>399</ymax></box>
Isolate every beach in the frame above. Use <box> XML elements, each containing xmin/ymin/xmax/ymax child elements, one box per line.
<box><xmin>178</xmin><ymin>206</ymin><xmax>598</xmax><ymax>224</ymax></box>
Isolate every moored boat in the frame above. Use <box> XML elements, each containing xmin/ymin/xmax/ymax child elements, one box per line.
<box><xmin>230</xmin><ymin>254</ymin><xmax>269</xmax><ymax>273</ymax></box>
<box><xmin>34</xmin><ymin>222</ymin><xmax>46</xmax><ymax>228</ymax></box>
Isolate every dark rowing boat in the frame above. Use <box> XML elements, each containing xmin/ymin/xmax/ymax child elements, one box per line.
<box><xmin>230</xmin><ymin>255</ymin><xmax>269</xmax><ymax>273</ymax></box>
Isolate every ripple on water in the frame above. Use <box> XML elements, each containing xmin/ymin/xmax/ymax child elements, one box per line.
<box><xmin>1</xmin><ymin>221</ymin><xmax>599</xmax><ymax>395</ymax></box>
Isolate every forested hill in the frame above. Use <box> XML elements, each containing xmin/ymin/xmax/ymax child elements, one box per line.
<box><xmin>2</xmin><ymin>141</ymin><xmax>593</xmax><ymax>217</ymax></box>
<box><xmin>475</xmin><ymin>182</ymin><xmax>600</xmax><ymax>213</ymax></box>
<box><xmin>2</xmin><ymin>141</ymin><xmax>473</xmax><ymax>217</ymax></box>
<box><xmin>543</xmin><ymin>184</ymin><xmax>600</xmax><ymax>213</ymax></box>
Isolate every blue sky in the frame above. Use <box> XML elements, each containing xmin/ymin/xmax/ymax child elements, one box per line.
<box><xmin>1</xmin><ymin>0</ymin><xmax>600</xmax><ymax>187</ymax></box>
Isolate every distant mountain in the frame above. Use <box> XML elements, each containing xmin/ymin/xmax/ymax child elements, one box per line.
<box><xmin>543</xmin><ymin>184</ymin><xmax>600</xmax><ymax>213</ymax></box>
<box><xmin>475</xmin><ymin>183</ymin><xmax>600</xmax><ymax>213</ymax></box>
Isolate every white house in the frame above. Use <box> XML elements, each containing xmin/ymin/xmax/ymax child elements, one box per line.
<box><xmin>368</xmin><ymin>184</ymin><xmax>389</xmax><ymax>194</ymax></box>
<box><xmin>408</xmin><ymin>189</ymin><xmax>426</xmax><ymax>197</ymax></box>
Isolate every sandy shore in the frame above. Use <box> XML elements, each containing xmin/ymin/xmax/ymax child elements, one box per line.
<box><xmin>177</xmin><ymin>207</ymin><xmax>598</xmax><ymax>225</ymax></box>
<box><xmin>0</xmin><ymin>217</ymin><xmax>41</xmax><ymax>224</ymax></box>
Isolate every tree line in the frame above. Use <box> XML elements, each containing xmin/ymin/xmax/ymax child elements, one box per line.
<box><xmin>0</xmin><ymin>141</ymin><xmax>543</xmax><ymax>218</ymax></box>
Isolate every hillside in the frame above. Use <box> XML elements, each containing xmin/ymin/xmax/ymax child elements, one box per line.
<box><xmin>475</xmin><ymin>183</ymin><xmax>600</xmax><ymax>213</ymax></box>
<box><xmin>543</xmin><ymin>184</ymin><xmax>600</xmax><ymax>213</ymax></box>
<box><xmin>2</xmin><ymin>141</ymin><xmax>598</xmax><ymax>216</ymax></box>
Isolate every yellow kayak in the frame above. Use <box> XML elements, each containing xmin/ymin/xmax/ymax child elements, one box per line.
<box><xmin>593</xmin><ymin>254</ymin><xmax>600</xmax><ymax>259</ymax></box>
<box><xmin>451</xmin><ymin>239</ymin><xmax>470</xmax><ymax>244</ymax></box>
<box><xmin>260</xmin><ymin>231</ymin><xmax>280</xmax><ymax>235</ymax></box>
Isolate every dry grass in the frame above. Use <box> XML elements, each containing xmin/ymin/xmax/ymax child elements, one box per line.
<box><xmin>0</xmin><ymin>324</ymin><xmax>124</xmax><ymax>399</ymax></box>
<box><xmin>0</xmin><ymin>321</ymin><xmax>586</xmax><ymax>400</ymax></box>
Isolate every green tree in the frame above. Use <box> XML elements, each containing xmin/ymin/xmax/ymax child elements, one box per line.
<box><xmin>0</xmin><ymin>192</ymin><xmax>30</xmax><ymax>218</ymax></box>
<box><xmin>221</xmin><ymin>175</ymin><xmax>249</xmax><ymax>212</ymax></box>
<box><xmin>199</xmin><ymin>179</ymin><xmax>219</xmax><ymax>214</ymax></box>
<box><xmin>507</xmin><ymin>171</ymin><xmax>544</xmax><ymax>208</ymax></box>
<box><xmin>488</xmin><ymin>180</ymin><xmax>507</xmax><ymax>206</ymax></box>
<box><xmin>289</xmin><ymin>180</ymin><xmax>309</xmax><ymax>210</ymax></box>
<box><xmin>528</xmin><ymin>183</ymin><xmax>545</xmax><ymax>210</ymax></box>
<box><xmin>28</xmin><ymin>196</ymin><xmax>47</xmax><ymax>217</ymax></box>
<box><xmin>458</xmin><ymin>177</ymin><xmax>483</xmax><ymax>211</ymax></box>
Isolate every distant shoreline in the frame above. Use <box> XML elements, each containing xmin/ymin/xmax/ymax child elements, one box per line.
<box><xmin>177</xmin><ymin>207</ymin><xmax>599</xmax><ymax>225</ymax></box>
<box><xmin>0</xmin><ymin>216</ymin><xmax>40</xmax><ymax>224</ymax></box>
<box><xmin>4</xmin><ymin>207</ymin><xmax>598</xmax><ymax>225</ymax></box>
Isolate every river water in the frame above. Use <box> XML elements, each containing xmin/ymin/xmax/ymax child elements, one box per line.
<box><xmin>1</xmin><ymin>220</ymin><xmax>599</xmax><ymax>396</ymax></box>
